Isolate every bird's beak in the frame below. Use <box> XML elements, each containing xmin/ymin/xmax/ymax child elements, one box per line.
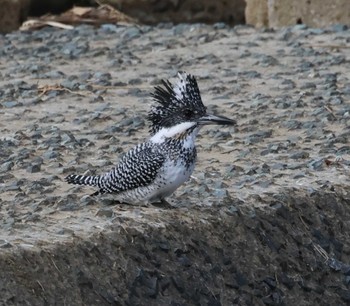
<box><xmin>197</xmin><ymin>114</ymin><xmax>236</xmax><ymax>126</ymax></box>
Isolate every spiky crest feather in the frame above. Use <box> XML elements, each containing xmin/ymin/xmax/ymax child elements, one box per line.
<box><xmin>148</xmin><ymin>72</ymin><xmax>207</xmax><ymax>135</ymax></box>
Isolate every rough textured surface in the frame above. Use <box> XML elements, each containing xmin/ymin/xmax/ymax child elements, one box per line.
<box><xmin>246</xmin><ymin>0</ymin><xmax>350</xmax><ymax>28</ymax></box>
<box><xmin>245</xmin><ymin>0</ymin><xmax>268</xmax><ymax>28</ymax></box>
<box><xmin>269</xmin><ymin>0</ymin><xmax>350</xmax><ymax>28</ymax></box>
<box><xmin>1</xmin><ymin>23</ymin><xmax>350</xmax><ymax>304</ymax></box>
<box><xmin>0</xmin><ymin>0</ymin><xmax>30</xmax><ymax>33</ymax></box>
<box><xmin>1</xmin><ymin>192</ymin><xmax>350</xmax><ymax>305</ymax></box>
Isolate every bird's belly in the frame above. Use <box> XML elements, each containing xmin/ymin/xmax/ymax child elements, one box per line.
<box><xmin>116</xmin><ymin>160</ymin><xmax>195</xmax><ymax>205</ymax></box>
<box><xmin>156</xmin><ymin>160</ymin><xmax>194</xmax><ymax>198</ymax></box>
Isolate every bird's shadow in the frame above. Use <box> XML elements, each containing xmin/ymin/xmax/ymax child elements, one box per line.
<box><xmin>101</xmin><ymin>197</ymin><xmax>175</xmax><ymax>209</ymax></box>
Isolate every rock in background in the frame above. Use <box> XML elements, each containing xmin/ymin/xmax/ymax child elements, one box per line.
<box><xmin>246</xmin><ymin>0</ymin><xmax>350</xmax><ymax>28</ymax></box>
<box><xmin>0</xmin><ymin>0</ymin><xmax>30</xmax><ymax>33</ymax></box>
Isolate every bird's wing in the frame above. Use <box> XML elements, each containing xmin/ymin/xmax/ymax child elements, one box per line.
<box><xmin>98</xmin><ymin>142</ymin><xmax>165</xmax><ymax>194</ymax></box>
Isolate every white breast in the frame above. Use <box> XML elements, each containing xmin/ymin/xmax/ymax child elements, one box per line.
<box><xmin>153</xmin><ymin>159</ymin><xmax>195</xmax><ymax>199</ymax></box>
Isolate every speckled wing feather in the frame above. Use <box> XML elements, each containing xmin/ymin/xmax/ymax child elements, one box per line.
<box><xmin>97</xmin><ymin>142</ymin><xmax>165</xmax><ymax>194</ymax></box>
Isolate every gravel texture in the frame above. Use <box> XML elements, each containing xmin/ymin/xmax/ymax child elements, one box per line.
<box><xmin>0</xmin><ymin>23</ymin><xmax>350</xmax><ymax>305</ymax></box>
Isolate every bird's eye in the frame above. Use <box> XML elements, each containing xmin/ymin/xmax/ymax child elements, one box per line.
<box><xmin>183</xmin><ymin>109</ymin><xmax>194</xmax><ymax>119</ymax></box>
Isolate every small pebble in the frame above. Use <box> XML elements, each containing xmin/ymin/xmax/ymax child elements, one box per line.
<box><xmin>96</xmin><ymin>208</ymin><xmax>114</xmax><ymax>218</ymax></box>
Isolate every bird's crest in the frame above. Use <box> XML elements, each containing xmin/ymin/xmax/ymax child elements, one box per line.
<box><xmin>148</xmin><ymin>72</ymin><xmax>207</xmax><ymax>135</ymax></box>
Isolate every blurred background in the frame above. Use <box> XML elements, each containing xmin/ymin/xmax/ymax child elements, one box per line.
<box><xmin>0</xmin><ymin>0</ymin><xmax>349</xmax><ymax>34</ymax></box>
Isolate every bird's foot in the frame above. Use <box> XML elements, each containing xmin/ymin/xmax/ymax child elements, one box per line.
<box><xmin>151</xmin><ymin>199</ymin><xmax>175</xmax><ymax>209</ymax></box>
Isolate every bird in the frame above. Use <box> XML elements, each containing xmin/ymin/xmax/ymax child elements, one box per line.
<box><xmin>65</xmin><ymin>72</ymin><xmax>236</xmax><ymax>205</ymax></box>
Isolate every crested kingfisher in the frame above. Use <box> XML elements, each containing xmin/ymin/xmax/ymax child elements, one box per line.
<box><xmin>66</xmin><ymin>72</ymin><xmax>236</xmax><ymax>205</ymax></box>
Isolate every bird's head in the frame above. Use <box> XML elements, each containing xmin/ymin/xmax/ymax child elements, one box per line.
<box><xmin>148</xmin><ymin>72</ymin><xmax>236</xmax><ymax>138</ymax></box>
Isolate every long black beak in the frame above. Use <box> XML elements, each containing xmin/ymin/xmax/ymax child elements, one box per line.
<box><xmin>198</xmin><ymin>114</ymin><xmax>236</xmax><ymax>126</ymax></box>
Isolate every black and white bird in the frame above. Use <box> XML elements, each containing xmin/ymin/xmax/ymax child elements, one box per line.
<box><xmin>65</xmin><ymin>72</ymin><xmax>236</xmax><ymax>205</ymax></box>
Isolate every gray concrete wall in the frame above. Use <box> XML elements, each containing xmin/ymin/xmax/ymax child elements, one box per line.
<box><xmin>246</xmin><ymin>0</ymin><xmax>350</xmax><ymax>28</ymax></box>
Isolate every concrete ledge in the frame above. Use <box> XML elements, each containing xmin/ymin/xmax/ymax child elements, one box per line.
<box><xmin>1</xmin><ymin>191</ymin><xmax>350</xmax><ymax>305</ymax></box>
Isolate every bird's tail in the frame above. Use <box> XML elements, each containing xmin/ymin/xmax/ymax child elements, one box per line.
<box><xmin>65</xmin><ymin>174</ymin><xmax>100</xmax><ymax>187</ymax></box>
